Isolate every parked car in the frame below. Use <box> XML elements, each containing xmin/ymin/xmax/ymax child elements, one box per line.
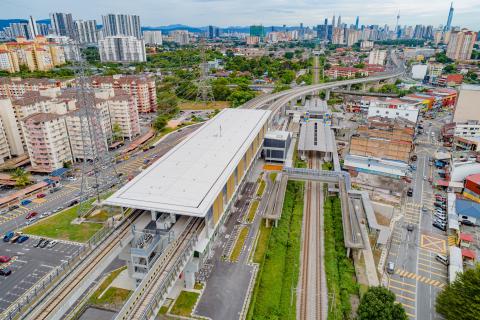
<box><xmin>387</xmin><ymin>261</ymin><xmax>395</xmax><ymax>274</ymax></box>
<box><xmin>407</xmin><ymin>224</ymin><xmax>414</xmax><ymax>232</ymax></box>
<box><xmin>10</xmin><ymin>232</ymin><xmax>22</xmax><ymax>243</ymax></box>
<box><xmin>0</xmin><ymin>256</ymin><xmax>11</xmax><ymax>263</ymax></box>
<box><xmin>434</xmin><ymin>202</ymin><xmax>446</xmax><ymax>209</ymax></box>
<box><xmin>407</xmin><ymin>188</ymin><xmax>413</xmax><ymax>197</ymax></box>
<box><xmin>34</xmin><ymin>238</ymin><xmax>45</xmax><ymax>248</ymax></box>
<box><xmin>17</xmin><ymin>235</ymin><xmax>29</xmax><ymax>243</ymax></box>
<box><xmin>40</xmin><ymin>240</ymin><xmax>49</xmax><ymax>248</ymax></box>
<box><xmin>0</xmin><ymin>268</ymin><xmax>11</xmax><ymax>276</ymax></box>
<box><xmin>3</xmin><ymin>231</ymin><xmax>14</xmax><ymax>242</ymax></box>
<box><xmin>66</xmin><ymin>176</ymin><xmax>77</xmax><ymax>182</ymax></box>
<box><xmin>0</xmin><ymin>208</ymin><xmax>8</xmax><ymax>215</ymax></box>
<box><xmin>8</xmin><ymin>205</ymin><xmax>19</xmax><ymax>211</ymax></box>
<box><xmin>69</xmin><ymin>200</ymin><xmax>79</xmax><ymax>207</ymax></box>
<box><xmin>20</xmin><ymin>199</ymin><xmax>31</xmax><ymax>206</ymax></box>
<box><xmin>40</xmin><ymin>211</ymin><xmax>51</xmax><ymax>218</ymax></box>
<box><xmin>26</xmin><ymin>218</ymin><xmax>37</xmax><ymax>225</ymax></box>
<box><xmin>433</xmin><ymin>222</ymin><xmax>446</xmax><ymax>231</ymax></box>
<box><xmin>461</xmin><ymin>219</ymin><xmax>475</xmax><ymax>226</ymax></box>
<box><xmin>47</xmin><ymin>240</ymin><xmax>58</xmax><ymax>248</ymax></box>
<box><xmin>26</xmin><ymin>211</ymin><xmax>38</xmax><ymax>219</ymax></box>
<box><xmin>435</xmin><ymin>254</ymin><xmax>449</xmax><ymax>266</ymax></box>
<box><xmin>36</xmin><ymin>193</ymin><xmax>46</xmax><ymax>198</ymax></box>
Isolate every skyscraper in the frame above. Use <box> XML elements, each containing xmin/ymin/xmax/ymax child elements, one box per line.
<box><xmin>355</xmin><ymin>16</ymin><xmax>359</xmax><ymax>30</ymax></box>
<box><xmin>74</xmin><ymin>20</ymin><xmax>98</xmax><ymax>44</ymax></box>
<box><xmin>249</xmin><ymin>25</ymin><xmax>265</xmax><ymax>39</ymax></box>
<box><xmin>50</xmin><ymin>12</ymin><xmax>75</xmax><ymax>38</ymax></box>
<box><xmin>337</xmin><ymin>15</ymin><xmax>342</xmax><ymax>27</ymax></box>
<box><xmin>445</xmin><ymin>2</ymin><xmax>454</xmax><ymax>32</ymax></box>
<box><xmin>28</xmin><ymin>16</ymin><xmax>38</xmax><ymax>39</ymax></box>
<box><xmin>332</xmin><ymin>15</ymin><xmax>336</xmax><ymax>29</ymax></box>
<box><xmin>102</xmin><ymin>14</ymin><xmax>141</xmax><ymax>39</ymax></box>
<box><xmin>208</xmin><ymin>25</ymin><xmax>214</xmax><ymax>39</ymax></box>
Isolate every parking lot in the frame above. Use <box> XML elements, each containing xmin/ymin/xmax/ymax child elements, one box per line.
<box><xmin>0</xmin><ymin>237</ymin><xmax>83</xmax><ymax>313</ymax></box>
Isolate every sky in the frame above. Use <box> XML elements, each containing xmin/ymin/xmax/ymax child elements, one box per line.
<box><xmin>2</xmin><ymin>0</ymin><xmax>480</xmax><ymax>30</ymax></box>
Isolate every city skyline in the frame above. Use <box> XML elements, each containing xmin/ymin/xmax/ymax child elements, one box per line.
<box><xmin>2</xmin><ymin>0</ymin><xmax>480</xmax><ymax>30</ymax></box>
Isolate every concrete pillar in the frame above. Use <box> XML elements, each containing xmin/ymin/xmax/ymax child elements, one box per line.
<box><xmin>362</xmin><ymin>83</ymin><xmax>366</xmax><ymax>91</ymax></box>
<box><xmin>346</xmin><ymin>84</ymin><xmax>351</xmax><ymax>91</ymax></box>
<box><xmin>325</xmin><ymin>90</ymin><xmax>331</xmax><ymax>101</ymax></box>
<box><xmin>151</xmin><ymin>210</ymin><xmax>156</xmax><ymax>221</ymax></box>
<box><xmin>184</xmin><ymin>258</ymin><xmax>197</xmax><ymax>289</ymax></box>
<box><xmin>301</xmin><ymin>95</ymin><xmax>306</xmax><ymax>105</ymax></box>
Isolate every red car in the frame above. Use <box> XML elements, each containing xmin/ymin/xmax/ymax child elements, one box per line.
<box><xmin>26</xmin><ymin>211</ymin><xmax>38</xmax><ymax>219</ymax></box>
<box><xmin>0</xmin><ymin>256</ymin><xmax>11</xmax><ymax>263</ymax></box>
<box><xmin>36</xmin><ymin>193</ymin><xmax>46</xmax><ymax>198</ymax></box>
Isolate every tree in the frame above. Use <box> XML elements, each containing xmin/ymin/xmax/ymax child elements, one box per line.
<box><xmin>157</xmin><ymin>92</ymin><xmax>178</xmax><ymax>116</ymax></box>
<box><xmin>436</xmin><ymin>264</ymin><xmax>480</xmax><ymax>320</ymax></box>
<box><xmin>11</xmin><ymin>168</ymin><xmax>31</xmax><ymax>188</ymax></box>
<box><xmin>152</xmin><ymin>116</ymin><xmax>168</xmax><ymax>132</ymax></box>
<box><xmin>357</xmin><ymin>286</ymin><xmax>408</xmax><ymax>320</ymax></box>
<box><xmin>228</xmin><ymin>90</ymin><xmax>256</xmax><ymax>107</ymax></box>
<box><xmin>284</xmin><ymin>52</ymin><xmax>294</xmax><ymax>59</ymax></box>
<box><xmin>443</xmin><ymin>64</ymin><xmax>457</xmax><ymax>74</ymax></box>
<box><xmin>212</xmin><ymin>83</ymin><xmax>232</xmax><ymax>101</ymax></box>
<box><xmin>112</xmin><ymin>123</ymin><xmax>123</xmax><ymax>142</ymax></box>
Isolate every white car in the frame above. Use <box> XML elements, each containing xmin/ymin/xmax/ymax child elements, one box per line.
<box><xmin>66</xmin><ymin>177</ymin><xmax>77</xmax><ymax>182</ymax></box>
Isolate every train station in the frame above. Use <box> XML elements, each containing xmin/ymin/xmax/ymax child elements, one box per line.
<box><xmin>105</xmin><ymin>108</ymin><xmax>270</xmax><ymax>290</ymax></box>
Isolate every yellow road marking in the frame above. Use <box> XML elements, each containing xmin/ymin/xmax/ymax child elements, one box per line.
<box><xmin>417</xmin><ymin>267</ymin><xmax>447</xmax><ymax>279</ymax></box>
<box><xmin>401</xmin><ymin>302</ymin><xmax>416</xmax><ymax>310</ymax></box>
<box><xmin>396</xmin><ymin>293</ymin><xmax>416</xmax><ymax>302</ymax></box>
<box><xmin>389</xmin><ymin>278</ymin><xmax>416</xmax><ymax>288</ymax></box>
<box><xmin>417</xmin><ymin>261</ymin><xmax>445</xmax><ymax>272</ymax></box>
<box><xmin>388</xmin><ymin>284</ymin><xmax>416</xmax><ymax>295</ymax></box>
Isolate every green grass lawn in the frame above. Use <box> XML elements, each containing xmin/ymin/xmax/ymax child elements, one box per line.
<box><xmin>89</xmin><ymin>266</ymin><xmax>129</xmax><ymax>307</ymax></box>
<box><xmin>257</xmin><ymin>180</ymin><xmax>266</xmax><ymax>197</ymax></box>
<box><xmin>322</xmin><ymin>161</ymin><xmax>334</xmax><ymax>171</ymax></box>
<box><xmin>324</xmin><ymin>195</ymin><xmax>358</xmax><ymax>319</ymax></box>
<box><xmin>247</xmin><ymin>181</ymin><xmax>304</xmax><ymax>320</ymax></box>
<box><xmin>246</xmin><ymin>200</ymin><xmax>259</xmax><ymax>223</ymax></box>
<box><xmin>170</xmin><ymin>291</ymin><xmax>200</xmax><ymax>317</ymax></box>
<box><xmin>22</xmin><ymin>200</ymin><xmax>102</xmax><ymax>242</ymax></box>
<box><xmin>253</xmin><ymin>221</ymin><xmax>272</xmax><ymax>263</ymax></box>
<box><xmin>230</xmin><ymin>226</ymin><xmax>249</xmax><ymax>262</ymax></box>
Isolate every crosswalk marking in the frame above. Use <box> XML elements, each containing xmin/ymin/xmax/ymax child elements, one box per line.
<box><xmin>389</xmin><ymin>283</ymin><xmax>416</xmax><ymax>295</ymax></box>
<box><xmin>396</xmin><ymin>269</ymin><xmax>446</xmax><ymax>288</ymax></box>
<box><xmin>389</xmin><ymin>278</ymin><xmax>416</xmax><ymax>288</ymax></box>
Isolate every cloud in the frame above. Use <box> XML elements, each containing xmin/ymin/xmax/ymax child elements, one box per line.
<box><xmin>2</xmin><ymin>0</ymin><xmax>479</xmax><ymax>29</ymax></box>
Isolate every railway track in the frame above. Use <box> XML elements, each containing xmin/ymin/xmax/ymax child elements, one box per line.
<box><xmin>27</xmin><ymin>210</ymin><xmax>143</xmax><ymax>320</ymax></box>
<box><xmin>299</xmin><ymin>153</ymin><xmax>324</xmax><ymax>320</ymax></box>
<box><xmin>119</xmin><ymin>217</ymin><xmax>205</xmax><ymax>320</ymax></box>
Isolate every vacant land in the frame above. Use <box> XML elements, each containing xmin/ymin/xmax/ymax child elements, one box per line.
<box><xmin>178</xmin><ymin>100</ymin><xmax>230</xmax><ymax>110</ymax></box>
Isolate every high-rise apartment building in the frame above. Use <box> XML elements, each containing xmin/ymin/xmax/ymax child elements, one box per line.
<box><xmin>50</xmin><ymin>12</ymin><xmax>75</xmax><ymax>38</ymax></box>
<box><xmin>36</xmin><ymin>23</ymin><xmax>50</xmax><ymax>36</ymax></box>
<box><xmin>98</xmin><ymin>36</ymin><xmax>146</xmax><ymax>63</ymax></box>
<box><xmin>28</xmin><ymin>16</ymin><xmax>38</xmax><ymax>39</ymax></box>
<box><xmin>446</xmin><ymin>29</ymin><xmax>477</xmax><ymax>61</ymax></box>
<box><xmin>368</xmin><ymin>49</ymin><xmax>387</xmax><ymax>65</ymax></box>
<box><xmin>250</xmin><ymin>25</ymin><xmax>266</xmax><ymax>40</ymax></box>
<box><xmin>170</xmin><ymin>30</ymin><xmax>190</xmax><ymax>45</ymax></box>
<box><xmin>445</xmin><ymin>2</ymin><xmax>454</xmax><ymax>32</ymax></box>
<box><xmin>102</xmin><ymin>14</ymin><xmax>141</xmax><ymax>39</ymax></box>
<box><xmin>143</xmin><ymin>30</ymin><xmax>162</xmax><ymax>45</ymax></box>
<box><xmin>332</xmin><ymin>27</ymin><xmax>344</xmax><ymax>45</ymax></box>
<box><xmin>74</xmin><ymin>20</ymin><xmax>98</xmax><ymax>44</ymax></box>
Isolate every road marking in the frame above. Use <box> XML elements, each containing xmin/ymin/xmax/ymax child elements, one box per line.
<box><xmin>418</xmin><ymin>256</ymin><xmax>446</xmax><ymax>268</ymax></box>
<box><xmin>388</xmin><ymin>283</ymin><xmax>416</xmax><ymax>295</ymax></box>
<box><xmin>389</xmin><ymin>278</ymin><xmax>416</xmax><ymax>288</ymax></box>
<box><xmin>395</xmin><ymin>293</ymin><xmax>416</xmax><ymax>302</ymax></box>
<box><xmin>396</xmin><ymin>269</ymin><xmax>446</xmax><ymax>288</ymax></box>
<box><xmin>417</xmin><ymin>261</ymin><xmax>445</xmax><ymax>272</ymax></box>
<box><xmin>420</xmin><ymin>234</ymin><xmax>446</xmax><ymax>254</ymax></box>
<box><xmin>417</xmin><ymin>267</ymin><xmax>447</xmax><ymax>279</ymax></box>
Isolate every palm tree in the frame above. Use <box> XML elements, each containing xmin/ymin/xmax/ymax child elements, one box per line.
<box><xmin>11</xmin><ymin>168</ymin><xmax>31</xmax><ymax>187</ymax></box>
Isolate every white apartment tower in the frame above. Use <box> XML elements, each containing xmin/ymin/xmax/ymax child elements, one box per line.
<box><xmin>368</xmin><ymin>49</ymin><xmax>387</xmax><ymax>65</ymax></box>
<box><xmin>74</xmin><ymin>20</ymin><xmax>98</xmax><ymax>44</ymax></box>
<box><xmin>102</xmin><ymin>14</ymin><xmax>141</xmax><ymax>39</ymax></box>
<box><xmin>143</xmin><ymin>30</ymin><xmax>163</xmax><ymax>45</ymax></box>
<box><xmin>99</xmin><ymin>36</ymin><xmax>146</xmax><ymax>62</ymax></box>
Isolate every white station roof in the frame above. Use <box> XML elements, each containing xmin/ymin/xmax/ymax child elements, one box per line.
<box><xmin>105</xmin><ymin>109</ymin><xmax>271</xmax><ymax>216</ymax></box>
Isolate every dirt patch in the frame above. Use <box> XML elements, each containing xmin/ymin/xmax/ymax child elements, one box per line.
<box><xmin>374</xmin><ymin>212</ymin><xmax>390</xmax><ymax>226</ymax></box>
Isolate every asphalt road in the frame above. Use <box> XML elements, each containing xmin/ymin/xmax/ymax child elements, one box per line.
<box><xmin>0</xmin><ymin>124</ymin><xmax>201</xmax><ymax>236</ymax></box>
<box><xmin>386</xmin><ymin>115</ymin><xmax>451</xmax><ymax>320</ymax></box>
